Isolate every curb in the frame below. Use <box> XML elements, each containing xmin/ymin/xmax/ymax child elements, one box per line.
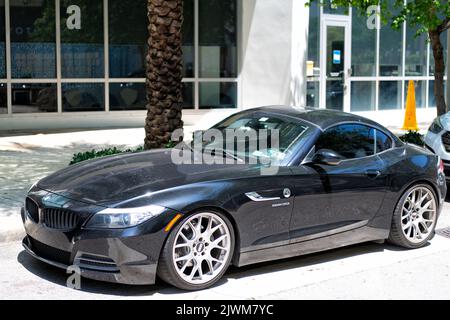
<box><xmin>0</xmin><ymin>215</ymin><xmax>25</xmax><ymax>244</ymax></box>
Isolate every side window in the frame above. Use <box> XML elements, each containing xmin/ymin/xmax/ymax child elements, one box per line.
<box><xmin>375</xmin><ymin>130</ymin><xmax>393</xmax><ymax>153</ymax></box>
<box><xmin>316</xmin><ymin>124</ymin><xmax>375</xmax><ymax>160</ymax></box>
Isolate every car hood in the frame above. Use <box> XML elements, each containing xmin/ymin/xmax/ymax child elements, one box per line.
<box><xmin>37</xmin><ymin>149</ymin><xmax>261</xmax><ymax>207</ymax></box>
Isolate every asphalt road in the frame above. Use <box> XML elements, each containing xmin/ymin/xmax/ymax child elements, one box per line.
<box><xmin>1</xmin><ymin>203</ymin><xmax>450</xmax><ymax>300</ymax></box>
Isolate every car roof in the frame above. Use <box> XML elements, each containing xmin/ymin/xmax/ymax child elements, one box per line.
<box><xmin>249</xmin><ymin>105</ymin><xmax>390</xmax><ymax>132</ymax></box>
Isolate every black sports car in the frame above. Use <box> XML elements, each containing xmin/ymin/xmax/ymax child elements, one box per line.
<box><xmin>21</xmin><ymin>106</ymin><xmax>446</xmax><ymax>290</ymax></box>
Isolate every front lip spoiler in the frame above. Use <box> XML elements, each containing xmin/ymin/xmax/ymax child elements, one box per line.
<box><xmin>22</xmin><ymin>238</ymin><xmax>68</xmax><ymax>270</ymax></box>
<box><xmin>22</xmin><ymin>236</ymin><xmax>158</xmax><ymax>285</ymax></box>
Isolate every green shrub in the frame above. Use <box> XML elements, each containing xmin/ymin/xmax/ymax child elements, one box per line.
<box><xmin>70</xmin><ymin>146</ymin><xmax>145</xmax><ymax>165</ymax></box>
<box><xmin>165</xmin><ymin>141</ymin><xmax>177</xmax><ymax>148</ymax></box>
<box><xmin>399</xmin><ymin>130</ymin><xmax>424</xmax><ymax>147</ymax></box>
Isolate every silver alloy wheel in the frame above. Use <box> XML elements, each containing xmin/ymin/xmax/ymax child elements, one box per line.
<box><xmin>401</xmin><ymin>186</ymin><xmax>437</xmax><ymax>244</ymax></box>
<box><xmin>172</xmin><ymin>212</ymin><xmax>231</xmax><ymax>285</ymax></box>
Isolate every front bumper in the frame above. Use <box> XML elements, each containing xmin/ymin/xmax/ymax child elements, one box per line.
<box><xmin>22</xmin><ymin>234</ymin><xmax>158</xmax><ymax>285</ymax></box>
<box><xmin>21</xmin><ymin>192</ymin><xmax>179</xmax><ymax>285</ymax></box>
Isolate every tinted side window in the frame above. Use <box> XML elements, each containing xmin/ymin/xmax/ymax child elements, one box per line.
<box><xmin>316</xmin><ymin>124</ymin><xmax>375</xmax><ymax>160</ymax></box>
<box><xmin>375</xmin><ymin>130</ymin><xmax>392</xmax><ymax>153</ymax></box>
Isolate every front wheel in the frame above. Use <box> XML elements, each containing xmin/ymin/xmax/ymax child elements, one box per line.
<box><xmin>388</xmin><ymin>184</ymin><xmax>438</xmax><ymax>249</ymax></box>
<box><xmin>157</xmin><ymin>211</ymin><xmax>235</xmax><ymax>290</ymax></box>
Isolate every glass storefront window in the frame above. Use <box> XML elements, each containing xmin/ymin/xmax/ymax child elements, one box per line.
<box><xmin>307</xmin><ymin>2</ymin><xmax>320</xmax><ymax>77</ymax></box>
<box><xmin>182</xmin><ymin>82</ymin><xmax>194</xmax><ymax>109</ymax></box>
<box><xmin>0</xmin><ymin>83</ymin><xmax>6</xmax><ymax>114</ymax></box>
<box><xmin>351</xmin><ymin>9</ymin><xmax>376</xmax><ymax>76</ymax></box>
<box><xmin>379</xmin><ymin>81</ymin><xmax>402</xmax><ymax>110</ymax></box>
<box><xmin>307</xmin><ymin>81</ymin><xmax>320</xmax><ymax>108</ymax></box>
<box><xmin>0</xmin><ymin>1</ymin><xmax>6</xmax><ymax>79</ymax></box>
<box><xmin>307</xmin><ymin>4</ymin><xmax>442</xmax><ymax>111</ymax></box>
<box><xmin>108</xmin><ymin>0</ymin><xmax>147</xmax><ymax>78</ymax></box>
<box><xmin>405</xmin><ymin>27</ymin><xmax>427</xmax><ymax>76</ymax></box>
<box><xmin>62</xmin><ymin>83</ymin><xmax>104</xmax><ymax>112</ymax></box>
<box><xmin>60</xmin><ymin>0</ymin><xmax>104</xmax><ymax>78</ymax></box>
<box><xmin>428</xmin><ymin>80</ymin><xmax>447</xmax><ymax>108</ymax></box>
<box><xmin>0</xmin><ymin>0</ymin><xmax>238</xmax><ymax>114</ymax></box>
<box><xmin>379</xmin><ymin>8</ymin><xmax>403</xmax><ymax>77</ymax></box>
<box><xmin>12</xmin><ymin>83</ymin><xmax>57</xmax><ymax>113</ymax></box>
<box><xmin>110</xmin><ymin>83</ymin><xmax>146</xmax><ymax>111</ymax></box>
<box><xmin>351</xmin><ymin>81</ymin><xmax>376</xmax><ymax>112</ymax></box>
<box><xmin>323</xmin><ymin>1</ymin><xmax>349</xmax><ymax>15</ymax></box>
<box><xmin>199</xmin><ymin>82</ymin><xmax>237</xmax><ymax>109</ymax></box>
<box><xmin>199</xmin><ymin>0</ymin><xmax>237</xmax><ymax>78</ymax></box>
<box><xmin>183</xmin><ymin>0</ymin><xmax>194</xmax><ymax>78</ymax></box>
<box><xmin>404</xmin><ymin>81</ymin><xmax>426</xmax><ymax>109</ymax></box>
<box><xmin>10</xmin><ymin>0</ymin><xmax>56</xmax><ymax>79</ymax></box>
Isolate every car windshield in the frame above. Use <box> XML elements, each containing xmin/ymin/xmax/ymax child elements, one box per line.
<box><xmin>201</xmin><ymin>112</ymin><xmax>312</xmax><ymax>163</ymax></box>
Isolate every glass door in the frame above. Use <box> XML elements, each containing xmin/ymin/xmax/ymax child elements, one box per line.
<box><xmin>321</xmin><ymin>19</ymin><xmax>350</xmax><ymax>111</ymax></box>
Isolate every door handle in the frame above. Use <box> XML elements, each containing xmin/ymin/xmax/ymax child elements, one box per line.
<box><xmin>245</xmin><ymin>192</ymin><xmax>280</xmax><ymax>202</ymax></box>
<box><xmin>366</xmin><ymin>170</ymin><xmax>381</xmax><ymax>179</ymax></box>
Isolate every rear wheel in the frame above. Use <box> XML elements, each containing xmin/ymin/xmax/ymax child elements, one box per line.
<box><xmin>157</xmin><ymin>211</ymin><xmax>234</xmax><ymax>290</ymax></box>
<box><xmin>389</xmin><ymin>184</ymin><xmax>438</xmax><ymax>248</ymax></box>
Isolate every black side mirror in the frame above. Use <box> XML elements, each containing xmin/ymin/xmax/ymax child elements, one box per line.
<box><xmin>312</xmin><ymin>149</ymin><xmax>345</xmax><ymax>166</ymax></box>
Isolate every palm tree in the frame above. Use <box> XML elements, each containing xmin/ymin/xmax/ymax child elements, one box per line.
<box><xmin>145</xmin><ymin>0</ymin><xmax>184</xmax><ymax>149</ymax></box>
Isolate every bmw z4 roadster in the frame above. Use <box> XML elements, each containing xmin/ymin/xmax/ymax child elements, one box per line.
<box><xmin>22</xmin><ymin>106</ymin><xmax>446</xmax><ymax>290</ymax></box>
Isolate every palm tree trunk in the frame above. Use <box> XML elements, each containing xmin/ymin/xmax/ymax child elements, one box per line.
<box><xmin>429</xmin><ymin>29</ymin><xmax>447</xmax><ymax>116</ymax></box>
<box><xmin>145</xmin><ymin>0</ymin><xmax>184</xmax><ymax>149</ymax></box>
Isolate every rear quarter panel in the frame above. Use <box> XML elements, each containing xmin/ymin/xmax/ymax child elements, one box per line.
<box><xmin>377</xmin><ymin>144</ymin><xmax>445</xmax><ymax>229</ymax></box>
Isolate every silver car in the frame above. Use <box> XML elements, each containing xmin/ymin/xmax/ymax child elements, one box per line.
<box><xmin>425</xmin><ymin>113</ymin><xmax>450</xmax><ymax>180</ymax></box>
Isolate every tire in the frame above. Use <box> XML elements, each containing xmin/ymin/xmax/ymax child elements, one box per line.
<box><xmin>388</xmin><ymin>184</ymin><xmax>438</xmax><ymax>249</ymax></box>
<box><xmin>157</xmin><ymin>210</ymin><xmax>235</xmax><ymax>291</ymax></box>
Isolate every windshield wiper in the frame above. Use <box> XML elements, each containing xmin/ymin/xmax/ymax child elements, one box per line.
<box><xmin>204</xmin><ymin>148</ymin><xmax>244</xmax><ymax>163</ymax></box>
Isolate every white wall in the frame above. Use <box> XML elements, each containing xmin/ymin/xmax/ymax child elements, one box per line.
<box><xmin>240</xmin><ymin>0</ymin><xmax>308</xmax><ymax>109</ymax></box>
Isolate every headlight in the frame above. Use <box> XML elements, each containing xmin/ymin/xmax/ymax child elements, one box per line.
<box><xmin>429</xmin><ymin>118</ymin><xmax>443</xmax><ymax>134</ymax></box>
<box><xmin>85</xmin><ymin>205</ymin><xmax>166</xmax><ymax>229</ymax></box>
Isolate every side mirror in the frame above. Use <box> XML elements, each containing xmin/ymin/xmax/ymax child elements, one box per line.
<box><xmin>312</xmin><ymin>149</ymin><xmax>345</xmax><ymax>166</ymax></box>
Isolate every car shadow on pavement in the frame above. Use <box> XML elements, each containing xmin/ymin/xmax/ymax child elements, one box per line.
<box><xmin>16</xmin><ymin>250</ymin><xmax>172</xmax><ymax>296</ymax></box>
<box><xmin>17</xmin><ymin>240</ymin><xmax>419</xmax><ymax>297</ymax></box>
<box><xmin>225</xmin><ymin>241</ymin><xmax>427</xmax><ymax>281</ymax></box>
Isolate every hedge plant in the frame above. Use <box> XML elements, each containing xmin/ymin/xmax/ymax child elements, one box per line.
<box><xmin>70</xmin><ymin>146</ymin><xmax>145</xmax><ymax>165</ymax></box>
<box><xmin>398</xmin><ymin>130</ymin><xmax>425</xmax><ymax>147</ymax></box>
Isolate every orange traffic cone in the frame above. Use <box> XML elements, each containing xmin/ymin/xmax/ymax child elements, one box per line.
<box><xmin>402</xmin><ymin>80</ymin><xmax>419</xmax><ymax>131</ymax></box>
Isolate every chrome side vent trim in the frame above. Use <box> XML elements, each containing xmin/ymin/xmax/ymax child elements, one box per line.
<box><xmin>245</xmin><ymin>192</ymin><xmax>281</xmax><ymax>202</ymax></box>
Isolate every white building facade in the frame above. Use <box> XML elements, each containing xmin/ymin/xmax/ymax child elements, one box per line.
<box><xmin>0</xmin><ymin>0</ymin><xmax>447</xmax><ymax>131</ymax></box>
